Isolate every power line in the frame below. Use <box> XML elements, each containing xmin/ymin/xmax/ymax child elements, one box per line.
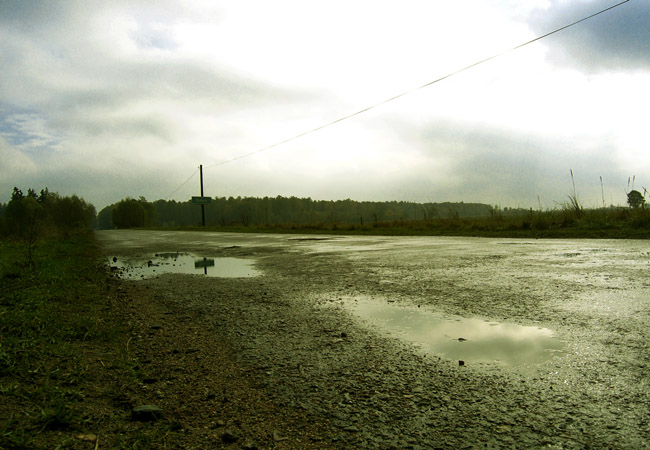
<box><xmin>202</xmin><ymin>0</ymin><xmax>628</xmax><ymax>170</ymax></box>
<box><xmin>148</xmin><ymin>0</ymin><xmax>631</xmax><ymax>203</ymax></box>
<box><xmin>205</xmin><ymin>0</ymin><xmax>629</xmax><ymax>170</ymax></box>
<box><xmin>165</xmin><ymin>168</ymin><xmax>198</xmax><ymax>200</ymax></box>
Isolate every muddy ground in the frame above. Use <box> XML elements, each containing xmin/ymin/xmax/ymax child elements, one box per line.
<box><xmin>96</xmin><ymin>230</ymin><xmax>650</xmax><ymax>449</ymax></box>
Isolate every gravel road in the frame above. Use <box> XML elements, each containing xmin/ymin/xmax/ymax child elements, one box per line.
<box><xmin>97</xmin><ymin>230</ymin><xmax>650</xmax><ymax>449</ymax></box>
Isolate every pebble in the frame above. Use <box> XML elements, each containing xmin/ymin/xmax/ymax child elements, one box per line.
<box><xmin>131</xmin><ymin>404</ymin><xmax>163</xmax><ymax>422</ymax></box>
<box><xmin>220</xmin><ymin>430</ymin><xmax>239</xmax><ymax>443</ymax></box>
<box><xmin>273</xmin><ymin>431</ymin><xmax>288</xmax><ymax>441</ymax></box>
<box><xmin>116</xmin><ymin>241</ymin><xmax>649</xmax><ymax>449</ymax></box>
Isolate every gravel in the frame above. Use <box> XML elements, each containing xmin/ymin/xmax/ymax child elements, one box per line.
<box><xmin>99</xmin><ymin>230</ymin><xmax>650</xmax><ymax>449</ymax></box>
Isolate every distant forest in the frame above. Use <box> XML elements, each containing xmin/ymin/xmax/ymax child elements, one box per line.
<box><xmin>96</xmin><ymin>196</ymin><xmax>526</xmax><ymax>229</ymax></box>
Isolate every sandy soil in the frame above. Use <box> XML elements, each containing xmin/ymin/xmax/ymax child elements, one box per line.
<box><xmin>97</xmin><ymin>230</ymin><xmax>650</xmax><ymax>449</ymax></box>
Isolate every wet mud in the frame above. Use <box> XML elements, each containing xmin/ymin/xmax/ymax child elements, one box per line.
<box><xmin>97</xmin><ymin>230</ymin><xmax>650</xmax><ymax>448</ymax></box>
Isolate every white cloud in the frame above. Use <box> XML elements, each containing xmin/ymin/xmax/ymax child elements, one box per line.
<box><xmin>0</xmin><ymin>136</ymin><xmax>38</xmax><ymax>177</ymax></box>
<box><xmin>0</xmin><ymin>0</ymin><xmax>647</xmax><ymax>210</ymax></box>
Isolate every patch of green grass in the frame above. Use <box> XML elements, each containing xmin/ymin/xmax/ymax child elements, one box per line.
<box><xmin>1</xmin><ymin>423</ymin><xmax>32</xmax><ymax>450</ymax></box>
<box><xmin>0</xmin><ymin>233</ymin><xmax>128</xmax><ymax>448</ymax></box>
<box><xmin>1</xmin><ymin>232</ymin><xmax>190</xmax><ymax>449</ymax></box>
<box><xmin>37</xmin><ymin>399</ymin><xmax>74</xmax><ymax>431</ymax></box>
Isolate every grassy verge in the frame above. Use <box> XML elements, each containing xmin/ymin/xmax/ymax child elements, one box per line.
<box><xmin>0</xmin><ymin>233</ymin><xmax>152</xmax><ymax>449</ymax></box>
<box><xmin>154</xmin><ymin>207</ymin><xmax>650</xmax><ymax>239</ymax></box>
<box><xmin>0</xmin><ymin>232</ymin><xmax>340</xmax><ymax>449</ymax></box>
<box><xmin>1</xmin><ymin>234</ymin><xmax>109</xmax><ymax>448</ymax></box>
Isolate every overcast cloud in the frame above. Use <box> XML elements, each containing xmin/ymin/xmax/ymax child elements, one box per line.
<box><xmin>1</xmin><ymin>0</ymin><xmax>648</xmax><ymax>210</ymax></box>
<box><xmin>527</xmin><ymin>0</ymin><xmax>650</xmax><ymax>72</ymax></box>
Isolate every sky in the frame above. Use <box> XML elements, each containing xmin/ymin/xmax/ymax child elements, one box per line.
<box><xmin>1</xmin><ymin>0</ymin><xmax>649</xmax><ymax>211</ymax></box>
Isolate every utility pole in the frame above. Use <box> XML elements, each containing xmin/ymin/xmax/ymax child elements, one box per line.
<box><xmin>199</xmin><ymin>164</ymin><xmax>206</xmax><ymax>227</ymax></box>
<box><xmin>191</xmin><ymin>165</ymin><xmax>211</xmax><ymax>225</ymax></box>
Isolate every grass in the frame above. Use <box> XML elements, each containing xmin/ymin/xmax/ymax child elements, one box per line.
<box><xmin>0</xmin><ymin>233</ymin><xmax>144</xmax><ymax>449</ymax></box>
<box><xmin>156</xmin><ymin>205</ymin><xmax>650</xmax><ymax>239</ymax></box>
<box><xmin>1</xmin><ymin>235</ymin><xmax>91</xmax><ymax>445</ymax></box>
<box><xmin>1</xmin><ymin>232</ymin><xmax>233</xmax><ymax>449</ymax></box>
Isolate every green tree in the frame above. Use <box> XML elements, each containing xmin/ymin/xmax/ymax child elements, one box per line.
<box><xmin>48</xmin><ymin>194</ymin><xmax>96</xmax><ymax>233</ymax></box>
<box><xmin>111</xmin><ymin>198</ymin><xmax>146</xmax><ymax>228</ymax></box>
<box><xmin>2</xmin><ymin>187</ymin><xmax>97</xmax><ymax>265</ymax></box>
<box><xmin>627</xmin><ymin>190</ymin><xmax>645</xmax><ymax>209</ymax></box>
<box><xmin>11</xmin><ymin>187</ymin><xmax>23</xmax><ymax>202</ymax></box>
<box><xmin>5</xmin><ymin>188</ymin><xmax>41</xmax><ymax>237</ymax></box>
<box><xmin>38</xmin><ymin>188</ymin><xmax>50</xmax><ymax>204</ymax></box>
<box><xmin>138</xmin><ymin>196</ymin><xmax>159</xmax><ymax>227</ymax></box>
<box><xmin>5</xmin><ymin>194</ymin><xmax>44</xmax><ymax>267</ymax></box>
<box><xmin>110</xmin><ymin>197</ymin><xmax>157</xmax><ymax>228</ymax></box>
<box><xmin>96</xmin><ymin>205</ymin><xmax>114</xmax><ymax>229</ymax></box>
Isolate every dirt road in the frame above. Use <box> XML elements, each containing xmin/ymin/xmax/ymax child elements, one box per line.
<box><xmin>97</xmin><ymin>230</ymin><xmax>650</xmax><ymax>449</ymax></box>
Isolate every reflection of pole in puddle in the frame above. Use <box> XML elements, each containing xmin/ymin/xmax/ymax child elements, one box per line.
<box><xmin>194</xmin><ymin>257</ymin><xmax>215</xmax><ymax>275</ymax></box>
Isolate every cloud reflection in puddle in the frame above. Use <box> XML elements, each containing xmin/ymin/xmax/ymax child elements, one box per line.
<box><xmin>348</xmin><ymin>298</ymin><xmax>564</xmax><ymax>367</ymax></box>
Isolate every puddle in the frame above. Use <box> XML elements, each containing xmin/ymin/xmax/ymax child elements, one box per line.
<box><xmin>109</xmin><ymin>253</ymin><xmax>260</xmax><ymax>279</ymax></box>
<box><xmin>348</xmin><ymin>298</ymin><xmax>564</xmax><ymax>367</ymax></box>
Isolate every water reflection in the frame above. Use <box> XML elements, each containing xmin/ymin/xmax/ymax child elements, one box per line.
<box><xmin>194</xmin><ymin>257</ymin><xmax>215</xmax><ymax>275</ymax></box>
<box><xmin>350</xmin><ymin>298</ymin><xmax>564</xmax><ymax>366</ymax></box>
<box><xmin>109</xmin><ymin>253</ymin><xmax>260</xmax><ymax>279</ymax></box>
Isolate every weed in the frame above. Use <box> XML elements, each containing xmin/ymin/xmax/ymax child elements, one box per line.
<box><xmin>38</xmin><ymin>400</ymin><xmax>73</xmax><ymax>431</ymax></box>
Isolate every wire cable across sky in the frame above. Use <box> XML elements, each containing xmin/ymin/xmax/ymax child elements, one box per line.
<box><xmin>166</xmin><ymin>0</ymin><xmax>630</xmax><ymax>198</ymax></box>
<box><xmin>165</xmin><ymin>169</ymin><xmax>198</xmax><ymax>200</ymax></box>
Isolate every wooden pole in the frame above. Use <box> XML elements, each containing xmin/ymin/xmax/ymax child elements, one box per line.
<box><xmin>199</xmin><ymin>164</ymin><xmax>206</xmax><ymax>227</ymax></box>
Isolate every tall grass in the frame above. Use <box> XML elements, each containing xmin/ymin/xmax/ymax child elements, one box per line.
<box><xmin>190</xmin><ymin>173</ymin><xmax>648</xmax><ymax>238</ymax></box>
<box><xmin>197</xmin><ymin>205</ymin><xmax>650</xmax><ymax>239</ymax></box>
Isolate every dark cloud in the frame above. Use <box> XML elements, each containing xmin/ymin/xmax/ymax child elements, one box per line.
<box><xmin>528</xmin><ymin>0</ymin><xmax>650</xmax><ymax>72</ymax></box>
<box><xmin>0</xmin><ymin>0</ymin><xmax>75</xmax><ymax>29</ymax></box>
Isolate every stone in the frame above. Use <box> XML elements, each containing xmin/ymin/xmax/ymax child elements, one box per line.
<box><xmin>220</xmin><ymin>430</ymin><xmax>239</xmax><ymax>443</ymax></box>
<box><xmin>273</xmin><ymin>431</ymin><xmax>289</xmax><ymax>441</ymax></box>
<box><xmin>242</xmin><ymin>440</ymin><xmax>259</xmax><ymax>450</ymax></box>
<box><xmin>75</xmin><ymin>433</ymin><xmax>97</xmax><ymax>442</ymax></box>
<box><xmin>131</xmin><ymin>404</ymin><xmax>163</xmax><ymax>422</ymax></box>
<box><xmin>212</xmin><ymin>419</ymin><xmax>226</xmax><ymax>428</ymax></box>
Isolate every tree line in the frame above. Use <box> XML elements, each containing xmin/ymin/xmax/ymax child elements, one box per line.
<box><xmin>96</xmin><ymin>195</ymin><xmax>514</xmax><ymax>229</ymax></box>
<box><xmin>0</xmin><ymin>187</ymin><xmax>96</xmax><ymax>236</ymax></box>
<box><xmin>0</xmin><ymin>187</ymin><xmax>96</xmax><ymax>268</ymax></box>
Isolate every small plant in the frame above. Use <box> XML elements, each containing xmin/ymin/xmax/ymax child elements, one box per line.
<box><xmin>38</xmin><ymin>400</ymin><xmax>73</xmax><ymax>431</ymax></box>
<box><xmin>566</xmin><ymin>169</ymin><xmax>583</xmax><ymax>217</ymax></box>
